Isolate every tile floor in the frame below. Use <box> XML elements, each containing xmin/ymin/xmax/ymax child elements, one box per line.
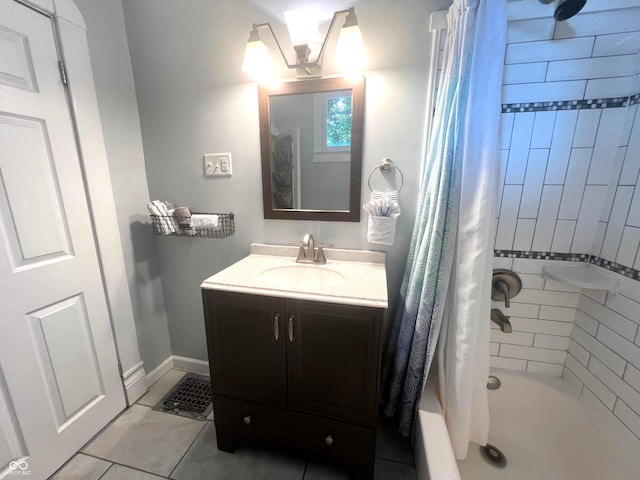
<box><xmin>51</xmin><ymin>369</ymin><xmax>416</xmax><ymax>480</ymax></box>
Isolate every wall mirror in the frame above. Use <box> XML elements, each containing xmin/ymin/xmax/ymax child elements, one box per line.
<box><xmin>259</xmin><ymin>76</ymin><xmax>365</xmax><ymax>221</ymax></box>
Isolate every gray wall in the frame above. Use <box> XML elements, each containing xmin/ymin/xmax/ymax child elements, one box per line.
<box><xmin>122</xmin><ymin>0</ymin><xmax>451</xmax><ymax>361</ymax></box>
<box><xmin>74</xmin><ymin>0</ymin><xmax>173</xmax><ymax>372</ymax></box>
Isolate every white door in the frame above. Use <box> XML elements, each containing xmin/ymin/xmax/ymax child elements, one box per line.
<box><xmin>0</xmin><ymin>1</ymin><xmax>126</xmax><ymax>479</ymax></box>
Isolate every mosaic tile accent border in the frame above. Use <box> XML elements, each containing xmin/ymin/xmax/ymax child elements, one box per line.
<box><xmin>502</xmin><ymin>97</ymin><xmax>629</xmax><ymax>113</ymax></box>
<box><xmin>493</xmin><ymin>250</ymin><xmax>640</xmax><ymax>282</ymax></box>
<box><xmin>494</xmin><ymin>250</ymin><xmax>588</xmax><ymax>261</ymax></box>
<box><xmin>630</xmin><ymin>93</ymin><xmax>640</xmax><ymax>106</ymax></box>
<box><xmin>590</xmin><ymin>256</ymin><xmax>640</xmax><ymax>281</ymax></box>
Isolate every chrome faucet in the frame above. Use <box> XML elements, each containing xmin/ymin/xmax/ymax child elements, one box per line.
<box><xmin>295</xmin><ymin>234</ymin><xmax>328</xmax><ymax>264</ymax></box>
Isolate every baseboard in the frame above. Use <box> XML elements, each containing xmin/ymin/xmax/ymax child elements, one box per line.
<box><xmin>145</xmin><ymin>356</ymin><xmax>174</xmax><ymax>386</ymax></box>
<box><xmin>122</xmin><ymin>361</ymin><xmax>147</xmax><ymax>405</ymax></box>
<box><xmin>172</xmin><ymin>355</ymin><xmax>210</xmax><ymax>376</ymax></box>
<box><xmin>143</xmin><ymin>355</ymin><xmax>210</xmax><ymax>389</ymax></box>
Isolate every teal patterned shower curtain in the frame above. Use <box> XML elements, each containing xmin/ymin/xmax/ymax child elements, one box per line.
<box><xmin>382</xmin><ymin>0</ymin><xmax>487</xmax><ymax>437</ymax></box>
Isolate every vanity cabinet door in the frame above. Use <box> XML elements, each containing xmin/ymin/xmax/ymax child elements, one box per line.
<box><xmin>286</xmin><ymin>300</ymin><xmax>382</xmax><ymax>426</ymax></box>
<box><xmin>203</xmin><ymin>290</ymin><xmax>287</xmax><ymax>408</ymax></box>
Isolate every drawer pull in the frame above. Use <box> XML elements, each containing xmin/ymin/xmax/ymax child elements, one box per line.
<box><xmin>288</xmin><ymin>315</ymin><xmax>295</xmax><ymax>342</ymax></box>
<box><xmin>325</xmin><ymin>434</ymin><xmax>334</xmax><ymax>446</ymax></box>
<box><xmin>274</xmin><ymin>314</ymin><xmax>280</xmax><ymax>341</ymax></box>
<box><xmin>243</xmin><ymin>415</ymin><xmax>252</xmax><ymax>425</ymax></box>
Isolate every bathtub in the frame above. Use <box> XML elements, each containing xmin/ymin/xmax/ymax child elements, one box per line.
<box><xmin>415</xmin><ymin>368</ymin><xmax>640</xmax><ymax>480</ymax></box>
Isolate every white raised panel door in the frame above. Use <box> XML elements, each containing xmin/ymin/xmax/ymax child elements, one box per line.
<box><xmin>0</xmin><ymin>1</ymin><xmax>125</xmax><ymax>479</ymax></box>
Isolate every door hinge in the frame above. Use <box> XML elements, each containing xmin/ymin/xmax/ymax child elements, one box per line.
<box><xmin>117</xmin><ymin>362</ymin><xmax>123</xmax><ymax>376</ymax></box>
<box><xmin>58</xmin><ymin>60</ymin><xmax>68</xmax><ymax>85</ymax></box>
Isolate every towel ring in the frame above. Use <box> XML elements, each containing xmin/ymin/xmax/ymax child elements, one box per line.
<box><xmin>367</xmin><ymin>158</ymin><xmax>404</xmax><ymax>192</ymax></box>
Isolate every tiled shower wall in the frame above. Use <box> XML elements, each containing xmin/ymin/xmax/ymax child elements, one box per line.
<box><xmin>495</xmin><ymin>8</ymin><xmax>640</xmax><ymax>256</ymax></box>
<box><xmin>564</xmin><ymin>276</ymin><xmax>640</xmax><ymax>440</ymax></box>
<box><xmin>488</xmin><ymin>3</ymin><xmax>640</xmax><ymax>441</ymax></box>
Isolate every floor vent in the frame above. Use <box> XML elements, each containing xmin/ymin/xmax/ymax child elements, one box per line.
<box><xmin>153</xmin><ymin>373</ymin><xmax>213</xmax><ymax>421</ymax></box>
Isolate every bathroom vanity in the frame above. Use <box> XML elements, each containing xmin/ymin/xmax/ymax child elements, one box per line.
<box><xmin>201</xmin><ymin>244</ymin><xmax>388</xmax><ymax>477</ymax></box>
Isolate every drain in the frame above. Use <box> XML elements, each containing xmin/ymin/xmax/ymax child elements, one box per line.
<box><xmin>153</xmin><ymin>373</ymin><xmax>213</xmax><ymax>421</ymax></box>
<box><xmin>483</xmin><ymin>444</ymin><xmax>507</xmax><ymax>467</ymax></box>
<box><xmin>487</xmin><ymin>375</ymin><xmax>501</xmax><ymax>390</ymax></box>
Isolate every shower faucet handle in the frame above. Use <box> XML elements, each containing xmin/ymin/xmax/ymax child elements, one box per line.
<box><xmin>494</xmin><ymin>280</ymin><xmax>511</xmax><ymax>308</ymax></box>
<box><xmin>491</xmin><ymin>270</ymin><xmax>522</xmax><ymax>309</ymax></box>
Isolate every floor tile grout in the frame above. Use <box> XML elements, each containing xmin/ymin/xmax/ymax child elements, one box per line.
<box><xmin>96</xmin><ymin>462</ymin><xmax>114</xmax><ymax>480</ymax></box>
<box><xmin>82</xmin><ymin>451</ymin><xmax>171</xmax><ymax>479</ymax></box>
<box><xmin>167</xmin><ymin>418</ymin><xmax>209</xmax><ymax>479</ymax></box>
<box><xmin>374</xmin><ymin>449</ymin><xmax>415</xmax><ymax>466</ymax></box>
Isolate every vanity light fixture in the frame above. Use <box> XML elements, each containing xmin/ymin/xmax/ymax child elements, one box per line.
<box><xmin>242</xmin><ymin>7</ymin><xmax>365</xmax><ymax>80</ymax></box>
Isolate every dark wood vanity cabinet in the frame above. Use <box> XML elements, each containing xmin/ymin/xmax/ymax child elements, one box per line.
<box><xmin>202</xmin><ymin>289</ymin><xmax>384</xmax><ymax>476</ymax></box>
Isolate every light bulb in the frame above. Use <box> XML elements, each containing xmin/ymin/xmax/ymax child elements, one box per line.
<box><xmin>284</xmin><ymin>10</ymin><xmax>319</xmax><ymax>47</ymax></box>
<box><xmin>242</xmin><ymin>31</ymin><xmax>274</xmax><ymax>80</ymax></box>
<box><xmin>335</xmin><ymin>24</ymin><xmax>365</xmax><ymax>70</ymax></box>
<box><xmin>335</xmin><ymin>9</ymin><xmax>365</xmax><ymax>71</ymax></box>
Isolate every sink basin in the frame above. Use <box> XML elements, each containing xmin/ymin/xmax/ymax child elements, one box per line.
<box><xmin>259</xmin><ymin>265</ymin><xmax>345</xmax><ymax>289</ymax></box>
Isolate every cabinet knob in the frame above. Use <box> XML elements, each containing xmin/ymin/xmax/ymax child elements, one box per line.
<box><xmin>243</xmin><ymin>415</ymin><xmax>252</xmax><ymax>425</ymax></box>
<box><xmin>325</xmin><ymin>434</ymin><xmax>333</xmax><ymax>446</ymax></box>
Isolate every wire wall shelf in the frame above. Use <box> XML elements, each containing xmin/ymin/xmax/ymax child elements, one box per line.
<box><xmin>151</xmin><ymin>212</ymin><xmax>235</xmax><ymax>239</ymax></box>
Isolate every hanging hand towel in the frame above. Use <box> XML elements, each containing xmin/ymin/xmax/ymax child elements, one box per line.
<box><xmin>363</xmin><ymin>191</ymin><xmax>401</xmax><ymax>245</ymax></box>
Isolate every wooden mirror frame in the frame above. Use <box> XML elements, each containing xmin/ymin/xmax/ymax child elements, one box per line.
<box><xmin>258</xmin><ymin>76</ymin><xmax>365</xmax><ymax>222</ymax></box>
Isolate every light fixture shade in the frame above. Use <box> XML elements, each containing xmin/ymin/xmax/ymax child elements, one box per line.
<box><xmin>335</xmin><ymin>23</ymin><xmax>365</xmax><ymax>70</ymax></box>
<box><xmin>242</xmin><ymin>38</ymin><xmax>274</xmax><ymax>79</ymax></box>
<box><xmin>284</xmin><ymin>10</ymin><xmax>318</xmax><ymax>46</ymax></box>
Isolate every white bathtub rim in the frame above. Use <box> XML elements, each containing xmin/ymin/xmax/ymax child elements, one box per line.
<box><xmin>414</xmin><ymin>372</ymin><xmax>461</xmax><ymax>480</ymax></box>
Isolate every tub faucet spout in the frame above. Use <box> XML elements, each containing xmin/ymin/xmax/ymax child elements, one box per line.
<box><xmin>491</xmin><ymin>308</ymin><xmax>512</xmax><ymax>333</ymax></box>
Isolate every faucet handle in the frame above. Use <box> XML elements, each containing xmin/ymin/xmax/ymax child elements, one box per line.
<box><xmin>314</xmin><ymin>243</ymin><xmax>333</xmax><ymax>265</ymax></box>
<box><xmin>289</xmin><ymin>241</ymin><xmax>306</xmax><ymax>261</ymax></box>
<box><xmin>314</xmin><ymin>247</ymin><xmax>327</xmax><ymax>264</ymax></box>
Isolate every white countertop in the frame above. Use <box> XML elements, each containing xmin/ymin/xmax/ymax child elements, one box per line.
<box><xmin>201</xmin><ymin>243</ymin><xmax>388</xmax><ymax>309</ymax></box>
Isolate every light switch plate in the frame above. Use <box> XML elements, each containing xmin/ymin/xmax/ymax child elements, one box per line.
<box><xmin>203</xmin><ymin>153</ymin><xmax>232</xmax><ymax>177</ymax></box>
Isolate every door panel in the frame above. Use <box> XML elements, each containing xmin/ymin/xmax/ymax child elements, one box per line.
<box><xmin>0</xmin><ymin>366</ymin><xmax>27</xmax><ymax>475</ymax></box>
<box><xmin>203</xmin><ymin>291</ymin><xmax>287</xmax><ymax>408</ymax></box>
<box><xmin>287</xmin><ymin>300</ymin><xmax>382</xmax><ymax>426</ymax></box>
<box><xmin>0</xmin><ymin>23</ymin><xmax>37</xmax><ymax>91</ymax></box>
<box><xmin>0</xmin><ymin>1</ymin><xmax>125</xmax><ymax>478</ymax></box>
<box><xmin>28</xmin><ymin>295</ymin><xmax>104</xmax><ymax>423</ymax></box>
<box><xmin>0</xmin><ymin>113</ymin><xmax>73</xmax><ymax>267</ymax></box>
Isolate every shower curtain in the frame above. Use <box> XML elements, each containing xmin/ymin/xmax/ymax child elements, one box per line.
<box><xmin>382</xmin><ymin>0</ymin><xmax>506</xmax><ymax>457</ymax></box>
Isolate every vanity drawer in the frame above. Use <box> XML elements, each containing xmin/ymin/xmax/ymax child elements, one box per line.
<box><xmin>214</xmin><ymin>396</ymin><xmax>376</xmax><ymax>466</ymax></box>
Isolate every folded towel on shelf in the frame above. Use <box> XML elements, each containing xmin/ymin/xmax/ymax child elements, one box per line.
<box><xmin>147</xmin><ymin>200</ymin><xmax>176</xmax><ymax>235</ymax></box>
<box><xmin>363</xmin><ymin>190</ymin><xmax>401</xmax><ymax>245</ymax></box>
<box><xmin>192</xmin><ymin>214</ymin><xmax>220</xmax><ymax>230</ymax></box>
